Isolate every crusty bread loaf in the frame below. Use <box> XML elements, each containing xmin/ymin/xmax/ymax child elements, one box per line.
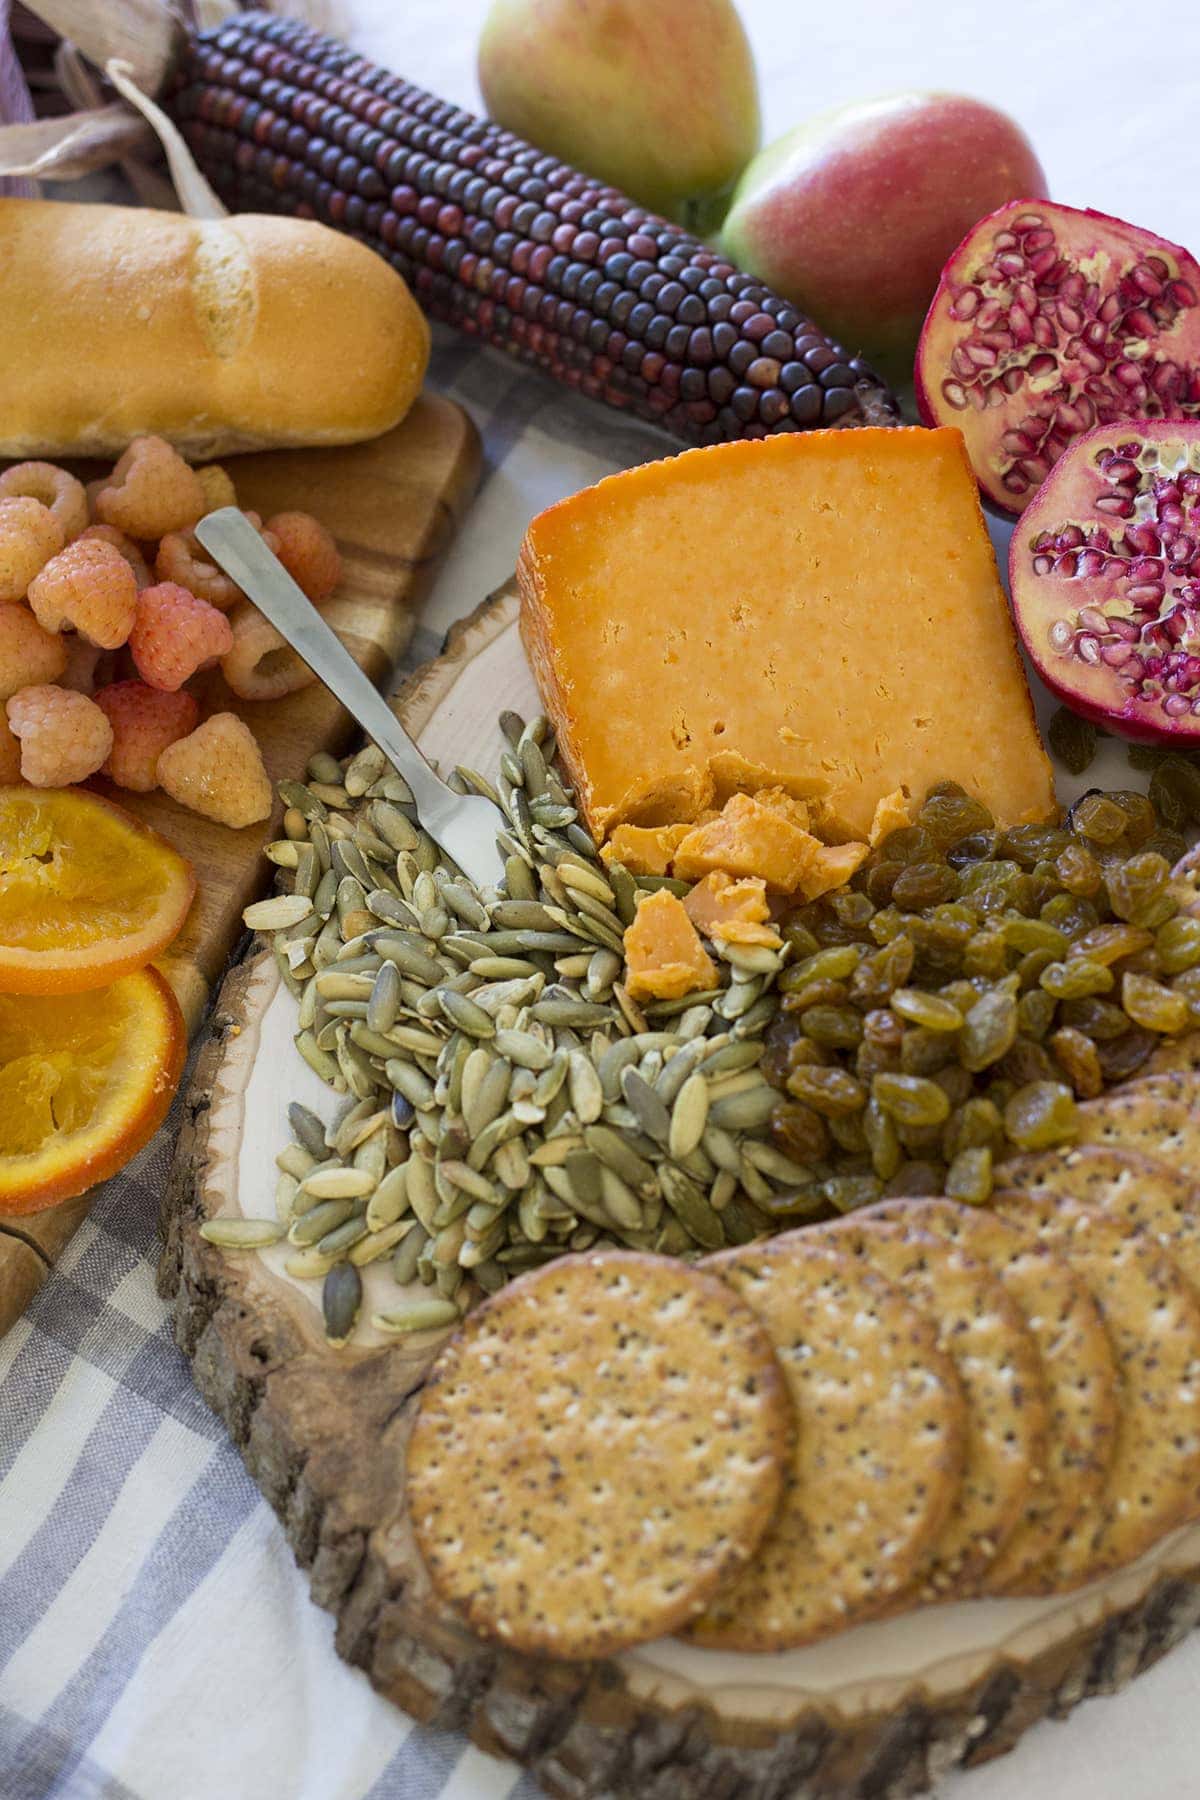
<box><xmin>0</xmin><ymin>200</ymin><xmax>430</xmax><ymax>458</ymax></box>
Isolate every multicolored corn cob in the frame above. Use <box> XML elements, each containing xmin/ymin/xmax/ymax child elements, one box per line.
<box><xmin>168</xmin><ymin>12</ymin><xmax>900</xmax><ymax>446</ymax></box>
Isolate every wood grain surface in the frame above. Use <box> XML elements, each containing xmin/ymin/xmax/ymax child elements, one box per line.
<box><xmin>154</xmin><ymin>594</ymin><xmax>1200</xmax><ymax>1800</ymax></box>
<box><xmin>0</xmin><ymin>390</ymin><xmax>481</xmax><ymax>1335</ymax></box>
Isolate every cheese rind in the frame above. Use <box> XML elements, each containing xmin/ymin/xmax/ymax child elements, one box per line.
<box><xmin>517</xmin><ymin>426</ymin><xmax>1055</xmax><ymax>844</ymax></box>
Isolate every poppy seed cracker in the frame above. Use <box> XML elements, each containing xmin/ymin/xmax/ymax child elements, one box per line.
<box><xmin>406</xmin><ymin>1249</ymin><xmax>791</xmax><ymax>1660</ymax></box>
<box><xmin>859</xmin><ymin>1198</ymin><xmax>1119</xmax><ymax>1595</ymax></box>
<box><xmin>820</xmin><ymin>1216</ymin><xmax>1049</xmax><ymax>1597</ymax></box>
<box><xmin>991</xmin><ymin>1192</ymin><xmax>1200</xmax><ymax>1586</ymax></box>
<box><xmin>688</xmin><ymin>1235</ymin><xmax>965</xmax><ymax>1651</ymax></box>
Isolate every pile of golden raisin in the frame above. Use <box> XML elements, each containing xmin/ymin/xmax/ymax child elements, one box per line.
<box><xmin>762</xmin><ymin>783</ymin><xmax>1200</xmax><ymax>1209</ymax></box>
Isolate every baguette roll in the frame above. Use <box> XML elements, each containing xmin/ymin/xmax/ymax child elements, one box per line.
<box><xmin>0</xmin><ymin>200</ymin><xmax>430</xmax><ymax>458</ymax></box>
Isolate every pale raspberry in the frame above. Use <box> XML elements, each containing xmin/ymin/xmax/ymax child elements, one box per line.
<box><xmin>195</xmin><ymin>464</ymin><xmax>238</xmax><ymax>513</ymax></box>
<box><xmin>94</xmin><ymin>680</ymin><xmax>199</xmax><ymax>792</ymax></box>
<box><xmin>128</xmin><ymin>582</ymin><xmax>234</xmax><ymax>692</ymax></box>
<box><xmin>76</xmin><ymin>525</ymin><xmax>152</xmax><ymax>590</ymax></box>
<box><xmin>155</xmin><ymin>529</ymin><xmax>243</xmax><ymax>612</ymax></box>
<box><xmin>95</xmin><ymin>436</ymin><xmax>206</xmax><ymax>539</ymax></box>
<box><xmin>27</xmin><ymin>540</ymin><xmax>139</xmax><ymax>649</ymax></box>
<box><xmin>0</xmin><ymin>712</ymin><xmax>21</xmax><ymax>784</ymax></box>
<box><xmin>266</xmin><ymin>511</ymin><xmax>342</xmax><ymax>603</ymax></box>
<box><xmin>0</xmin><ymin>497</ymin><xmax>65</xmax><ymax>603</ymax></box>
<box><xmin>0</xmin><ymin>605</ymin><xmax>68</xmax><ymax>702</ymax></box>
<box><xmin>157</xmin><ymin>712</ymin><xmax>272</xmax><ymax>828</ymax></box>
<box><xmin>7</xmin><ymin>684</ymin><xmax>113</xmax><ymax>786</ymax></box>
<box><xmin>0</xmin><ymin>462</ymin><xmax>88</xmax><ymax>541</ymax></box>
<box><xmin>221</xmin><ymin>602</ymin><xmax>316</xmax><ymax>701</ymax></box>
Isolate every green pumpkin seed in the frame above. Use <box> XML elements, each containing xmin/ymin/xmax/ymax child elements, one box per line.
<box><xmin>708</xmin><ymin>1085</ymin><xmax>776</xmax><ymax>1131</ymax></box>
<box><xmin>289</xmin><ymin>1198</ymin><xmax>357</xmax><ymax>1245</ymax></box>
<box><xmin>200</xmin><ymin>1217</ymin><xmax>285</xmax><ymax>1250</ymax></box>
<box><xmin>493</xmin><ymin>1028</ymin><xmax>553</xmax><ymax>1071</ymax></box>
<box><xmin>668</xmin><ymin>1073</ymin><xmax>710</xmax><ymax>1160</ymax></box>
<box><xmin>372</xmin><ymin>1298</ymin><xmax>459</xmax><ymax>1334</ymax></box>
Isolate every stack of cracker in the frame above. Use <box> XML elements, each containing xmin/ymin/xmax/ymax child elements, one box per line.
<box><xmin>404</xmin><ymin>1070</ymin><xmax>1200</xmax><ymax>1658</ymax></box>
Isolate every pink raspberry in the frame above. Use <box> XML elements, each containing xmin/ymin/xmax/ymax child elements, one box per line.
<box><xmin>0</xmin><ymin>605</ymin><xmax>68</xmax><ymax>702</ymax></box>
<box><xmin>27</xmin><ymin>539</ymin><xmax>138</xmax><ymax>649</ymax></box>
<box><xmin>94</xmin><ymin>681</ymin><xmax>199</xmax><ymax>793</ymax></box>
<box><xmin>266</xmin><ymin>511</ymin><xmax>341</xmax><ymax>603</ymax></box>
<box><xmin>7</xmin><ymin>684</ymin><xmax>114</xmax><ymax>787</ymax></box>
<box><xmin>128</xmin><ymin>583</ymin><xmax>233</xmax><ymax>692</ymax></box>
<box><xmin>156</xmin><ymin>712</ymin><xmax>273</xmax><ymax>828</ymax></box>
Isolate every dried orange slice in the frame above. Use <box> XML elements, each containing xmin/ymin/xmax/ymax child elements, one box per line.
<box><xmin>0</xmin><ymin>787</ymin><xmax>195</xmax><ymax>994</ymax></box>
<box><xmin>0</xmin><ymin>967</ymin><xmax>185</xmax><ymax>1215</ymax></box>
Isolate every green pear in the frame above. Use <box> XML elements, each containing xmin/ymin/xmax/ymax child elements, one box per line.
<box><xmin>478</xmin><ymin>0</ymin><xmax>760</xmax><ymax>231</ymax></box>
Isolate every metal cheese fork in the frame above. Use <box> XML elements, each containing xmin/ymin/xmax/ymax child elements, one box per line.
<box><xmin>195</xmin><ymin>507</ymin><xmax>507</xmax><ymax>889</ymax></box>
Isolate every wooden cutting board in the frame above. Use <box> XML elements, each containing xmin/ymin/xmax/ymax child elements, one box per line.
<box><xmin>155</xmin><ymin>590</ymin><xmax>1200</xmax><ymax>1800</ymax></box>
<box><xmin>0</xmin><ymin>390</ymin><xmax>481</xmax><ymax>1335</ymax></box>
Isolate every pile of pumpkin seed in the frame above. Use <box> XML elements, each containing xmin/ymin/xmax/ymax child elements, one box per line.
<box><xmin>206</xmin><ymin>714</ymin><xmax>811</xmax><ymax>1346</ymax></box>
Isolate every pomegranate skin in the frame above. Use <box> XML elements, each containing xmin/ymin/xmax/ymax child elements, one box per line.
<box><xmin>721</xmin><ymin>93</ymin><xmax>1046</xmax><ymax>381</ymax></box>
<box><xmin>916</xmin><ymin>199</ymin><xmax>1200</xmax><ymax>515</ymax></box>
<box><xmin>1009</xmin><ymin>419</ymin><xmax>1200</xmax><ymax>747</ymax></box>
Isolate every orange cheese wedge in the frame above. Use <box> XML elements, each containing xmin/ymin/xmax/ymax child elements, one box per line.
<box><xmin>518</xmin><ymin>426</ymin><xmax>1055</xmax><ymax>845</ymax></box>
<box><xmin>623</xmin><ymin>889</ymin><xmax>716</xmax><ymax>1002</ymax></box>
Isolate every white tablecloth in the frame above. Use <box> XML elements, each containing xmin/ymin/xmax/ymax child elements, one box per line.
<box><xmin>3</xmin><ymin>1</ymin><xmax>1200</xmax><ymax>1795</ymax></box>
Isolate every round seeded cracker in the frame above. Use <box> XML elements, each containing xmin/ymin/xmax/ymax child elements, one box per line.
<box><xmin>857</xmin><ymin>1199</ymin><xmax>1119</xmax><ymax>1595</ymax></box>
<box><xmin>1138</xmin><ymin>1029</ymin><xmax>1200</xmax><ymax>1080</ymax></box>
<box><xmin>688</xmin><ymin>1235</ymin><xmax>965</xmax><ymax>1652</ymax></box>
<box><xmin>406</xmin><ymin>1250</ymin><xmax>791</xmax><ymax>1659</ymax></box>
<box><xmin>819</xmin><ymin>1217</ymin><xmax>1049</xmax><ymax>1597</ymax></box>
<box><xmin>991</xmin><ymin>1191</ymin><xmax>1200</xmax><ymax>1586</ymax></box>
<box><xmin>1074</xmin><ymin>1082</ymin><xmax>1200</xmax><ymax>1185</ymax></box>
<box><xmin>997</xmin><ymin>1144</ymin><xmax>1200</xmax><ymax>1298</ymax></box>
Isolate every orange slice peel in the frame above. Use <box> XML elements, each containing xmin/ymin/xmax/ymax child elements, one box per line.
<box><xmin>0</xmin><ymin>786</ymin><xmax>195</xmax><ymax>994</ymax></box>
<box><xmin>0</xmin><ymin>966</ymin><xmax>186</xmax><ymax>1215</ymax></box>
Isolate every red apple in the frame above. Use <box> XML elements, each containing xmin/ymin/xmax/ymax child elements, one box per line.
<box><xmin>720</xmin><ymin>93</ymin><xmax>1048</xmax><ymax>380</ymax></box>
<box><xmin>477</xmin><ymin>0</ymin><xmax>760</xmax><ymax>232</ymax></box>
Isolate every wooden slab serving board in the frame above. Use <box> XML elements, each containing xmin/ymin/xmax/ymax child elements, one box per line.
<box><xmin>156</xmin><ymin>591</ymin><xmax>1200</xmax><ymax>1800</ymax></box>
<box><xmin>0</xmin><ymin>390</ymin><xmax>481</xmax><ymax>1335</ymax></box>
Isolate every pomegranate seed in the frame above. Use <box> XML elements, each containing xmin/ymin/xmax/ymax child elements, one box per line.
<box><xmin>1102</xmin><ymin>642</ymin><xmax>1134</xmax><ymax>667</ymax></box>
<box><xmin>996</xmin><ymin>253</ymin><xmax>1025</xmax><ymax>277</ymax></box>
<box><xmin>1033</xmin><ymin>553</ymin><xmax>1054</xmax><ymax>574</ymax></box>
<box><xmin>1095</xmin><ymin>494</ymin><xmax>1134</xmax><ymax>517</ymax></box>
<box><xmin>967</xmin><ymin>342</ymin><xmax>997</xmax><ymax>368</ymax></box>
<box><xmin>1133</xmin><ymin>266</ymin><xmax>1164</xmax><ymax>297</ymax></box>
<box><xmin>1076</xmin><ymin>548</ymin><xmax>1107</xmax><ymax>578</ymax></box>
<box><xmin>1058</xmin><ymin>526</ymin><xmax>1085</xmax><ymax>549</ymax></box>
<box><xmin>1023</xmin><ymin>229</ymin><xmax>1054</xmax><ymax>251</ymax></box>
<box><xmin>1076</xmin><ymin>634</ymin><xmax>1101</xmax><ymax>663</ymax></box>
<box><xmin>1054</xmin><ymin>550</ymin><xmax>1079</xmax><ymax>575</ymax></box>
<box><xmin>1014</xmin><ymin>213</ymin><xmax>1047</xmax><ymax>231</ymax></box>
<box><xmin>1028</xmin><ymin>354</ymin><xmax>1057</xmax><ymax>378</ymax></box>
<box><xmin>993</xmin><ymin>232</ymin><xmax>1019</xmax><ymax>250</ymax></box>
<box><xmin>1048</xmin><ymin>620</ymin><xmax>1073</xmax><ymax>650</ymax></box>
<box><xmin>1002</xmin><ymin>368</ymin><xmax>1026</xmax><ymax>393</ymax></box>
<box><xmin>1124</xmin><ymin>307</ymin><xmax>1158</xmax><ymax>337</ymax></box>
<box><xmin>952</xmin><ymin>346</ymin><xmax>975</xmax><ymax>379</ymax></box>
<box><xmin>1076</xmin><ymin>345</ymin><xmax>1107</xmax><ymax>375</ymax></box>
<box><xmin>1165</xmin><ymin>694</ymin><xmax>1193</xmax><ymax>715</ymax></box>
<box><xmin>1016</xmin><ymin>282</ymin><xmax>1038</xmax><ymax>313</ymax></box>
<box><xmin>1170</xmin><ymin>536</ymin><xmax>1195</xmax><ymax>561</ymax></box>
<box><xmin>1098</xmin><ymin>295</ymin><xmax>1122</xmax><ymax>324</ymax></box>
<box><xmin>1108</xmin><ymin>616</ymin><xmax>1141</xmax><ymax>641</ymax></box>
<box><xmin>951</xmin><ymin>287</ymin><xmax>980</xmax><ymax>320</ymax></box>
<box><xmin>976</xmin><ymin>299</ymin><xmax>1004</xmax><ymax>330</ymax></box>
<box><xmin>1029</xmin><ymin>249</ymin><xmax>1060</xmax><ymax>281</ymax></box>
<box><xmin>940</xmin><ymin>380</ymin><xmax>968</xmax><ymax>410</ymax></box>
<box><xmin>1032</xmin><ymin>315</ymin><xmax>1059</xmax><ymax>348</ymax></box>
<box><xmin>1168</xmin><ymin>280</ymin><xmax>1198</xmax><ymax>308</ymax></box>
<box><xmin>1104</xmin><ymin>457</ymin><xmax>1138</xmax><ymax>483</ymax></box>
<box><xmin>1126</xmin><ymin>583</ymin><xmax>1167</xmax><ymax>606</ymax></box>
<box><xmin>1058</xmin><ymin>303</ymin><xmax>1083</xmax><ymax>333</ymax></box>
<box><xmin>1003</xmin><ymin>471</ymin><xmax>1030</xmax><ymax>494</ymax></box>
<box><xmin>1021</xmin><ymin>457</ymin><xmax>1051</xmax><ymax>484</ymax></box>
<box><xmin>1009</xmin><ymin>306</ymin><xmax>1034</xmax><ymax>344</ymax></box>
<box><xmin>1003</xmin><ymin>430</ymin><xmax>1036</xmax><ymax>455</ymax></box>
<box><xmin>1077</xmin><ymin>605</ymin><xmax>1109</xmax><ymax>632</ymax></box>
<box><xmin>1114</xmin><ymin>362</ymin><xmax>1146</xmax><ymax>388</ymax></box>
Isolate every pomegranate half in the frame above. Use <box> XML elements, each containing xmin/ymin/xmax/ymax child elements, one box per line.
<box><xmin>1009</xmin><ymin>421</ymin><xmax>1200</xmax><ymax>745</ymax></box>
<box><xmin>915</xmin><ymin>200</ymin><xmax>1200</xmax><ymax>513</ymax></box>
